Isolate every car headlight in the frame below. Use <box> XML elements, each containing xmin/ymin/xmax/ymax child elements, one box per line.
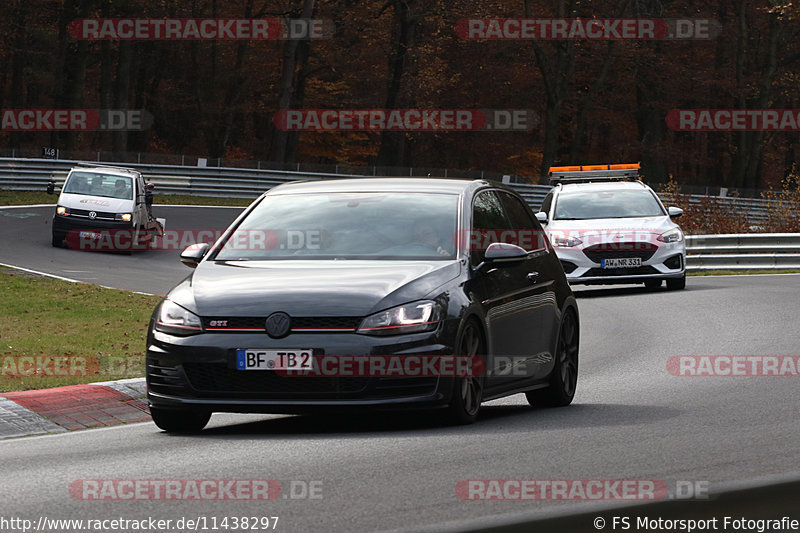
<box><xmin>155</xmin><ymin>300</ymin><xmax>203</xmax><ymax>335</ymax></box>
<box><xmin>357</xmin><ymin>301</ymin><xmax>441</xmax><ymax>336</ymax></box>
<box><xmin>551</xmin><ymin>235</ymin><xmax>582</xmax><ymax>247</ymax></box>
<box><xmin>56</xmin><ymin>206</ymin><xmax>69</xmax><ymax>216</ymax></box>
<box><xmin>657</xmin><ymin>228</ymin><xmax>684</xmax><ymax>243</ymax></box>
<box><xmin>116</xmin><ymin>213</ymin><xmax>132</xmax><ymax>222</ymax></box>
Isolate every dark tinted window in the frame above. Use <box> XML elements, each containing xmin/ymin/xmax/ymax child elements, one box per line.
<box><xmin>540</xmin><ymin>191</ymin><xmax>554</xmax><ymax>214</ymax></box>
<box><xmin>471</xmin><ymin>190</ymin><xmax>511</xmax><ymax>265</ymax></box>
<box><xmin>497</xmin><ymin>191</ymin><xmax>547</xmax><ymax>252</ymax></box>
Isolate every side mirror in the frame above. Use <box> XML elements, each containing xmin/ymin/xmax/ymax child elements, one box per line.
<box><xmin>180</xmin><ymin>242</ymin><xmax>210</xmax><ymax>268</ymax></box>
<box><xmin>145</xmin><ymin>183</ymin><xmax>154</xmax><ymax>207</ymax></box>
<box><xmin>475</xmin><ymin>242</ymin><xmax>528</xmax><ymax>270</ymax></box>
<box><xmin>668</xmin><ymin>206</ymin><xmax>683</xmax><ymax>219</ymax></box>
<box><xmin>535</xmin><ymin>212</ymin><xmax>548</xmax><ymax>224</ymax></box>
<box><xmin>485</xmin><ymin>242</ymin><xmax>528</xmax><ymax>261</ymax></box>
<box><xmin>47</xmin><ymin>181</ymin><xmax>55</xmax><ymax>195</ymax></box>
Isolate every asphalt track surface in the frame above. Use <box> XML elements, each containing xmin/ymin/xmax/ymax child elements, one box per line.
<box><xmin>1</xmin><ymin>204</ymin><xmax>799</xmax><ymax>532</ymax></box>
<box><xmin>0</xmin><ymin>205</ymin><xmax>244</xmax><ymax>295</ymax></box>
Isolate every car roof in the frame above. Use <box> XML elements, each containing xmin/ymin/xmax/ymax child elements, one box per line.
<box><xmin>70</xmin><ymin>165</ymin><xmax>140</xmax><ymax>178</ymax></box>
<box><xmin>265</xmin><ymin>177</ymin><xmax>499</xmax><ymax>195</ymax></box>
<box><xmin>556</xmin><ymin>180</ymin><xmax>652</xmax><ymax>194</ymax></box>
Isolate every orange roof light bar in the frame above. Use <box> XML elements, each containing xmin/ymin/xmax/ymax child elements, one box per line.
<box><xmin>548</xmin><ymin>163</ymin><xmax>640</xmax><ymax>174</ymax></box>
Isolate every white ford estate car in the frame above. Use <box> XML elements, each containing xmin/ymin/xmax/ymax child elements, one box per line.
<box><xmin>535</xmin><ymin>163</ymin><xmax>686</xmax><ymax>290</ymax></box>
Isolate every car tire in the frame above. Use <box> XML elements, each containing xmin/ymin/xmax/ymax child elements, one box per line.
<box><xmin>527</xmin><ymin>308</ymin><xmax>579</xmax><ymax>408</ymax></box>
<box><xmin>666</xmin><ymin>274</ymin><xmax>686</xmax><ymax>290</ymax></box>
<box><xmin>150</xmin><ymin>407</ymin><xmax>210</xmax><ymax>433</ymax></box>
<box><xmin>52</xmin><ymin>233</ymin><xmax>64</xmax><ymax>248</ymax></box>
<box><xmin>445</xmin><ymin>319</ymin><xmax>485</xmax><ymax>425</ymax></box>
<box><xmin>644</xmin><ymin>279</ymin><xmax>661</xmax><ymax>290</ymax></box>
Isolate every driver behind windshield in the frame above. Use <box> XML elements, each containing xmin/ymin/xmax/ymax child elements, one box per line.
<box><xmin>411</xmin><ymin>220</ymin><xmax>450</xmax><ymax>256</ymax></box>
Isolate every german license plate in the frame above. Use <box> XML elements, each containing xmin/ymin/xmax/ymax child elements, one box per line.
<box><xmin>601</xmin><ymin>257</ymin><xmax>641</xmax><ymax>268</ymax></box>
<box><xmin>236</xmin><ymin>349</ymin><xmax>313</xmax><ymax>370</ymax></box>
<box><xmin>81</xmin><ymin>231</ymin><xmax>102</xmax><ymax>240</ymax></box>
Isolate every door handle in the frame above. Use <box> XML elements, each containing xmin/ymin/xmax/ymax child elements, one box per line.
<box><xmin>527</xmin><ymin>271</ymin><xmax>539</xmax><ymax>282</ymax></box>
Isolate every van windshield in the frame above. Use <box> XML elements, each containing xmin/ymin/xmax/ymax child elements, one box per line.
<box><xmin>63</xmin><ymin>172</ymin><xmax>133</xmax><ymax>200</ymax></box>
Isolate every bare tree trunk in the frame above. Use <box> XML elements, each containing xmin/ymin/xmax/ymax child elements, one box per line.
<box><xmin>269</xmin><ymin>0</ymin><xmax>316</xmax><ymax>163</ymax></box>
<box><xmin>526</xmin><ymin>0</ymin><xmax>575</xmax><ymax>181</ymax></box>
<box><xmin>569</xmin><ymin>41</ymin><xmax>616</xmax><ymax>162</ymax></box>
<box><xmin>54</xmin><ymin>0</ymin><xmax>93</xmax><ymax>150</ymax></box>
<box><xmin>112</xmin><ymin>40</ymin><xmax>133</xmax><ymax>156</ymax></box>
<box><xmin>731</xmin><ymin>8</ymin><xmax>780</xmax><ymax>189</ymax></box>
<box><xmin>376</xmin><ymin>0</ymin><xmax>415</xmax><ymax>168</ymax></box>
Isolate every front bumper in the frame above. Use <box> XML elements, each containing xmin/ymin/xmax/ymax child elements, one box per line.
<box><xmin>556</xmin><ymin>241</ymin><xmax>686</xmax><ymax>285</ymax></box>
<box><xmin>146</xmin><ymin>328</ymin><xmax>459</xmax><ymax>414</ymax></box>
<box><xmin>53</xmin><ymin>214</ymin><xmax>133</xmax><ymax>234</ymax></box>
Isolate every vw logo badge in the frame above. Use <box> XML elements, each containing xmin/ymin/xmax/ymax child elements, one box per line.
<box><xmin>265</xmin><ymin>312</ymin><xmax>291</xmax><ymax>338</ymax></box>
<box><xmin>88</xmin><ymin>211</ymin><xmax>97</xmax><ymax>220</ymax></box>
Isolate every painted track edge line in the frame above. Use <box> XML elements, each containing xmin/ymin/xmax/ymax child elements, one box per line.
<box><xmin>0</xmin><ymin>262</ymin><xmax>156</xmax><ymax>296</ymax></box>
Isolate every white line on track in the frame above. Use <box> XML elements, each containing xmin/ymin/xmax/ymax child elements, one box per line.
<box><xmin>0</xmin><ymin>262</ymin><xmax>156</xmax><ymax>296</ymax></box>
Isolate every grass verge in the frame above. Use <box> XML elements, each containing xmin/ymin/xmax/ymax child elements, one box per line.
<box><xmin>0</xmin><ymin>189</ymin><xmax>253</xmax><ymax>207</ymax></box>
<box><xmin>0</xmin><ymin>268</ymin><xmax>162</xmax><ymax>392</ymax></box>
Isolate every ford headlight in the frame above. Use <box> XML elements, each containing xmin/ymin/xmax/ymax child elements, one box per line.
<box><xmin>657</xmin><ymin>228</ymin><xmax>684</xmax><ymax>243</ymax></box>
<box><xmin>357</xmin><ymin>301</ymin><xmax>441</xmax><ymax>336</ymax></box>
<box><xmin>551</xmin><ymin>235</ymin><xmax>582</xmax><ymax>247</ymax></box>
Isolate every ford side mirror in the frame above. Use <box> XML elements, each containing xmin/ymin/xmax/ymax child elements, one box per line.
<box><xmin>668</xmin><ymin>206</ymin><xmax>683</xmax><ymax>218</ymax></box>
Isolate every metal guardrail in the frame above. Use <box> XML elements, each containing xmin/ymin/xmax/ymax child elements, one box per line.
<box><xmin>3</xmin><ymin>157</ymin><xmax>798</xmax><ymax>270</ymax></box>
<box><xmin>0</xmin><ymin>156</ymin><xmax>553</xmax><ymax>209</ymax></box>
<box><xmin>686</xmin><ymin>234</ymin><xmax>800</xmax><ymax>271</ymax></box>
<box><xmin>2</xmin><ymin>157</ymin><xmax>796</xmax><ymax>223</ymax></box>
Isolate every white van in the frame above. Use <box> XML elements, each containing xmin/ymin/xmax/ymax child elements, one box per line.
<box><xmin>48</xmin><ymin>164</ymin><xmax>164</xmax><ymax>251</ymax></box>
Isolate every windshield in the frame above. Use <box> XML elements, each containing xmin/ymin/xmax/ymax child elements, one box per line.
<box><xmin>554</xmin><ymin>189</ymin><xmax>665</xmax><ymax>220</ymax></box>
<box><xmin>63</xmin><ymin>172</ymin><xmax>134</xmax><ymax>200</ymax></box>
<box><xmin>214</xmin><ymin>192</ymin><xmax>459</xmax><ymax>260</ymax></box>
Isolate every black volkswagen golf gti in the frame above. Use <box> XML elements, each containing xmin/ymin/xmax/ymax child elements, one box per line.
<box><xmin>146</xmin><ymin>178</ymin><xmax>579</xmax><ymax>431</ymax></box>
